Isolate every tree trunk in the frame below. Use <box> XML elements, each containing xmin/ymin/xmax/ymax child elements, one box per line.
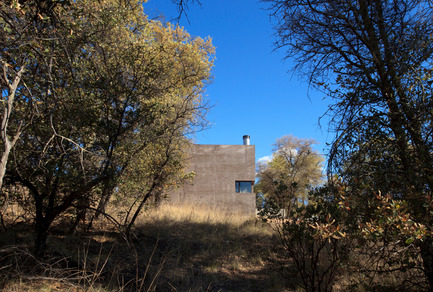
<box><xmin>32</xmin><ymin>189</ymin><xmax>55</xmax><ymax>257</ymax></box>
<box><xmin>87</xmin><ymin>183</ymin><xmax>114</xmax><ymax>231</ymax></box>
<box><xmin>0</xmin><ymin>64</ymin><xmax>25</xmax><ymax>191</ymax></box>
<box><xmin>421</xmin><ymin>238</ymin><xmax>433</xmax><ymax>290</ymax></box>
<box><xmin>68</xmin><ymin>196</ymin><xmax>89</xmax><ymax>234</ymax></box>
<box><xmin>125</xmin><ymin>190</ymin><xmax>156</xmax><ymax>235</ymax></box>
<box><xmin>34</xmin><ymin>217</ymin><xmax>50</xmax><ymax>257</ymax></box>
<box><xmin>94</xmin><ymin>186</ymin><xmax>113</xmax><ymax>220</ymax></box>
<box><xmin>0</xmin><ymin>141</ymin><xmax>12</xmax><ymax>191</ymax></box>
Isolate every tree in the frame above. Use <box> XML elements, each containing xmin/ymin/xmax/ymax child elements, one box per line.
<box><xmin>0</xmin><ymin>0</ymin><xmax>71</xmax><ymax>211</ymax></box>
<box><xmin>264</xmin><ymin>0</ymin><xmax>433</xmax><ymax>287</ymax></box>
<box><xmin>113</xmin><ymin>135</ymin><xmax>194</xmax><ymax>234</ymax></box>
<box><xmin>2</xmin><ymin>0</ymin><xmax>214</xmax><ymax>255</ymax></box>
<box><xmin>255</xmin><ymin>135</ymin><xmax>324</xmax><ymax>214</ymax></box>
<box><xmin>273</xmin><ymin>181</ymin><xmax>352</xmax><ymax>292</ymax></box>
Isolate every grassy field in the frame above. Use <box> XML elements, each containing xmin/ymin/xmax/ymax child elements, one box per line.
<box><xmin>0</xmin><ymin>204</ymin><xmax>291</xmax><ymax>291</ymax></box>
<box><xmin>2</xmin><ymin>203</ymin><xmax>426</xmax><ymax>291</ymax></box>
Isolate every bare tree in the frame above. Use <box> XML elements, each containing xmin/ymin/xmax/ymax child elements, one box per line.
<box><xmin>264</xmin><ymin>0</ymin><xmax>433</xmax><ymax>287</ymax></box>
<box><xmin>171</xmin><ymin>0</ymin><xmax>202</xmax><ymax>21</ymax></box>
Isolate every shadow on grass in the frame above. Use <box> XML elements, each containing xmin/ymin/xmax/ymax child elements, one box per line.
<box><xmin>131</xmin><ymin>218</ymin><xmax>290</xmax><ymax>291</ymax></box>
<box><xmin>0</xmin><ymin>216</ymin><xmax>292</xmax><ymax>291</ymax></box>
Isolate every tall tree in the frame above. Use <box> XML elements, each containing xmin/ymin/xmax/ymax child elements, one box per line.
<box><xmin>264</xmin><ymin>0</ymin><xmax>433</xmax><ymax>286</ymax></box>
<box><xmin>2</xmin><ymin>0</ymin><xmax>214</xmax><ymax>255</ymax></box>
<box><xmin>256</xmin><ymin>135</ymin><xmax>324</xmax><ymax>213</ymax></box>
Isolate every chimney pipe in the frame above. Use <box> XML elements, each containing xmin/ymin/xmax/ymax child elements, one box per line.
<box><xmin>243</xmin><ymin>135</ymin><xmax>250</xmax><ymax>145</ymax></box>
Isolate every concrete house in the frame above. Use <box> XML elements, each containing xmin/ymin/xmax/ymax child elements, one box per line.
<box><xmin>169</xmin><ymin>136</ymin><xmax>256</xmax><ymax>216</ymax></box>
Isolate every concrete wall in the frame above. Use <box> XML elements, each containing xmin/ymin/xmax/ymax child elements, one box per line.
<box><xmin>169</xmin><ymin>144</ymin><xmax>256</xmax><ymax>216</ymax></box>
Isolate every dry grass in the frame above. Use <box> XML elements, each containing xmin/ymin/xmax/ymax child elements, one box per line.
<box><xmin>127</xmin><ymin>203</ymin><xmax>287</xmax><ymax>291</ymax></box>
<box><xmin>0</xmin><ymin>203</ymin><xmax>289</xmax><ymax>291</ymax></box>
<box><xmin>1</xmin><ymin>202</ymin><xmax>428</xmax><ymax>291</ymax></box>
<box><xmin>138</xmin><ymin>203</ymin><xmax>251</xmax><ymax>224</ymax></box>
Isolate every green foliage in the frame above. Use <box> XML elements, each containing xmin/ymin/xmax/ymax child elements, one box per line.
<box><xmin>1</xmin><ymin>0</ymin><xmax>214</xmax><ymax>254</ymax></box>
<box><xmin>257</xmin><ymin>195</ymin><xmax>281</xmax><ymax>220</ymax></box>
<box><xmin>262</xmin><ymin>181</ymin><xmax>352</xmax><ymax>292</ymax></box>
<box><xmin>359</xmin><ymin>192</ymin><xmax>430</xmax><ymax>244</ymax></box>
<box><xmin>255</xmin><ymin>135</ymin><xmax>324</xmax><ymax>213</ymax></box>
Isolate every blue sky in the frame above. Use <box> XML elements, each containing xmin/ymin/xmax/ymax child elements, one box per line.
<box><xmin>143</xmin><ymin>0</ymin><xmax>332</xmax><ymax>162</ymax></box>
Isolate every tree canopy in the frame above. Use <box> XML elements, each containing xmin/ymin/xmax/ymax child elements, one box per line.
<box><xmin>256</xmin><ymin>135</ymin><xmax>324</xmax><ymax>212</ymax></box>
<box><xmin>1</xmin><ymin>0</ymin><xmax>214</xmax><ymax>255</ymax></box>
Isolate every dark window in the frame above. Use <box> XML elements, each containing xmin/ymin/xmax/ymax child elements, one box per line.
<box><xmin>235</xmin><ymin>181</ymin><xmax>252</xmax><ymax>193</ymax></box>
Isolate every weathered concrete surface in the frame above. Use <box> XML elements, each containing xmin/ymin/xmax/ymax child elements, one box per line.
<box><xmin>169</xmin><ymin>144</ymin><xmax>256</xmax><ymax>216</ymax></box>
